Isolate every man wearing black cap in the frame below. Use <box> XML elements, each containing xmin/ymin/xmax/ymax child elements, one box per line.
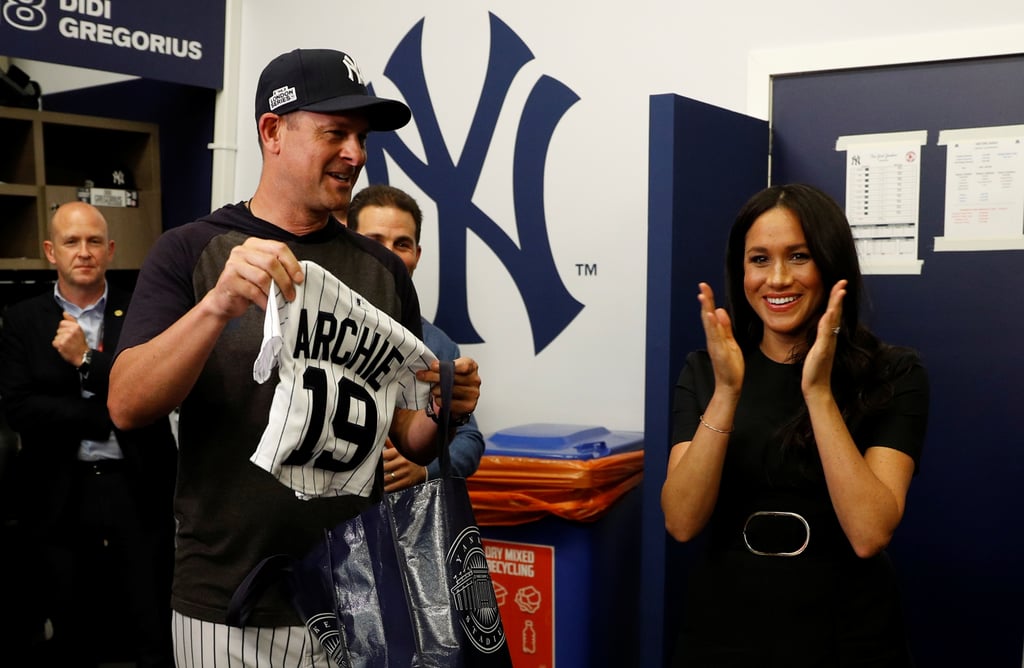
<box><xmin>108</xmin><ymin>48</ymin><xmax>482</xmax><ymax>666</ymax></box>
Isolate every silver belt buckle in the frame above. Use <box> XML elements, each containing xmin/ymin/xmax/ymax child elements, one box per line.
<box><xmin>742</xmin><ymin>511</ymin><xmax>810</xmax><ymax>557</ymax></box>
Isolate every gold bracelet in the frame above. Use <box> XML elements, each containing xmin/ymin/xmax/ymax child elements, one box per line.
<box><xmin>699</xmin><ymin>414</ymin><xmax>733</xmax><ymax>434</ymax></box>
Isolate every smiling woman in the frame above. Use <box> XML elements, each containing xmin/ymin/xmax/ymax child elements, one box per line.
<box><xmin>724</xmin><ymin>184</ymin><xmax>868</xmax><ymax>363</ymax></box>
<box><xmin>740</xmin><ymin>206</ymin><xmax>825</xmax><ymax>361</ymax></box>
<box><xmin>661</xmin><ymin>183</ymin><xmax>929</xmax><ymax>667</ymax></box>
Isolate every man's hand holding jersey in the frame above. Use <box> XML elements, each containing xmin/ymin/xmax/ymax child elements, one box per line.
<box><xmin>209</xmin><ymin>238</ymin><xmax>306</xmax><ymax>318</ymax></box>
<box><xmin>206</xmin><ymin>238</ymin><xmax>482</xmax><ymax>471</ymax></box>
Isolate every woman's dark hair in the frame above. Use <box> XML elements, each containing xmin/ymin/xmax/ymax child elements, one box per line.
<box><xmin>725</xmin><ymin>183</ymin><xmax>864</xmax><ymax>355</ymax></box>
<box><xmin>723</xmin><ymin>184</ymin><xmax>915</xmax><ymax>464</ymax></box>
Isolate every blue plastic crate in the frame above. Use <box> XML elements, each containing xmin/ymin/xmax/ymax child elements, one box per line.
<box><xmin>485</xmin><ymin>423</ymin><xmax>643</xmax><ymax>460</ymax></box>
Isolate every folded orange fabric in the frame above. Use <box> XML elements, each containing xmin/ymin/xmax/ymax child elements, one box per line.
<box><xmin>467</xmin><ymin>451</ymin><xmax>644</xmax><ymax>525</ymax></box>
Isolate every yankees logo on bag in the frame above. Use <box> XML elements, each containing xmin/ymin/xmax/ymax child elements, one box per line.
<box><xmin>447</xmin><ymin>525</ymin><xmax>507</xmax><ymax>654</ymax></box>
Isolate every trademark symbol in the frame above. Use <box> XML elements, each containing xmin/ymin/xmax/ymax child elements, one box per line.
<box><xmin>575</xmin><ymin>263</ymin><xmax>597</xmax><ymax>277</ymax></box>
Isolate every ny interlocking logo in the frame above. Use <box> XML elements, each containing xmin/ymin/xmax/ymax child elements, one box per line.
<box><xmin>342</xmin><ymin>53</ymin><xmax>364</xmax><ymax>85</ymax></box>
<box><xmin>365</xmin><ymin>13</ymin><xmax>584</xmax><ymax>354</ymax></box>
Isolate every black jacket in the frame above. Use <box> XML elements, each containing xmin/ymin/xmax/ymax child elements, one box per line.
<box><xmin>0</xmin><ymin>283</ymin><xmax>177</xmax><ymax>534</ymax></box>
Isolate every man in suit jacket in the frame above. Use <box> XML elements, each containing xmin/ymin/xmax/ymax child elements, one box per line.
<box><xmin>0</xmin><ymin>202</ymin><xmax>176</xmax><ymax>667</ymax></box>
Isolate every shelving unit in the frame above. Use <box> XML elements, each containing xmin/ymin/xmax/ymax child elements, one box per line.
<box><xmin>0</xmin><ymin>106</ymin><xmax>161</xmax><ymax>270</ymax></box>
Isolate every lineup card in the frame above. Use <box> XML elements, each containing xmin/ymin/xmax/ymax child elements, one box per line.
<box><xmin>836</xmin><ymin>131</ymin><xmax>927</xmax><ymax>275</ymax></box>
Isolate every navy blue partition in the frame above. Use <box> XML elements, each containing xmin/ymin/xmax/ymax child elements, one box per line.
<box><xmin>773</xmin><ymin>56</ymin><xmax>1024</xmax><ymax>667</ymax></box>
<box><xmin>641</xmin><ymin>94</ymin><xmax>767</xmax><ymax>668</ymax></box>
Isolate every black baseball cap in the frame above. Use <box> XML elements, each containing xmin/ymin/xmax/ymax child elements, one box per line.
<box><xmin>254</xmin><ymin>48</ymin><xmax>411</xmax><ymax>131</ymax></box>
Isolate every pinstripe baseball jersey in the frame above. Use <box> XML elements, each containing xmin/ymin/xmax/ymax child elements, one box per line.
<box><xmin>252</xmin><ymin>260</ymin><xmax>436</xmax><ymax>499</ymax></box>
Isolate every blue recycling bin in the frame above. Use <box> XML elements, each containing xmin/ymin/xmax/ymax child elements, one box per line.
<box><xmin>472</xmin><ymin>424</ymin><xmax>643</xmax><ymax>668</ymax></box>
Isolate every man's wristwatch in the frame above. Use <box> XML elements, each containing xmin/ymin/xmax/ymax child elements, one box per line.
<box><xmin>77</xmin><ymin>349</ymin><xmax>94</xmax><ymax>376</ymax></box>
<box><xmin>425</xmin><ymin>399</ymin><xmax>472</xmax><ymax>427</ymax></box>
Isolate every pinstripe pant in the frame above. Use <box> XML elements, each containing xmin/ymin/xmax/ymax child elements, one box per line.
<box><xmin>172</xmin><ymin>611</ymin><xmax>335</xmax><ymax>668</ymax></box>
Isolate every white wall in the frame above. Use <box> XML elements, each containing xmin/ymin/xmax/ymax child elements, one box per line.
<box><xmin>15</xmin><ymin>0</ymin><xmax>1024</xmax><ymax>433</ymax></box>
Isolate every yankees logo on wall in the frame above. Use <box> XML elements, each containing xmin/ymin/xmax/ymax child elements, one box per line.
<box><xmin>365</xmin><ymin>12</ymin><xmax>585</xmax><ymax>355</ymax></box>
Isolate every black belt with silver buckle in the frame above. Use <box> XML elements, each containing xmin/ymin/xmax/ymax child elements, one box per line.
<box><xmin>742</xmin><ymin>511</ymin><xmax>810</xmax><ymax>557</ymax></box>
<box><xmin>77</xmin><ymin>459</ymin><xmax>126</xmax><ymax>476</ymax></box>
